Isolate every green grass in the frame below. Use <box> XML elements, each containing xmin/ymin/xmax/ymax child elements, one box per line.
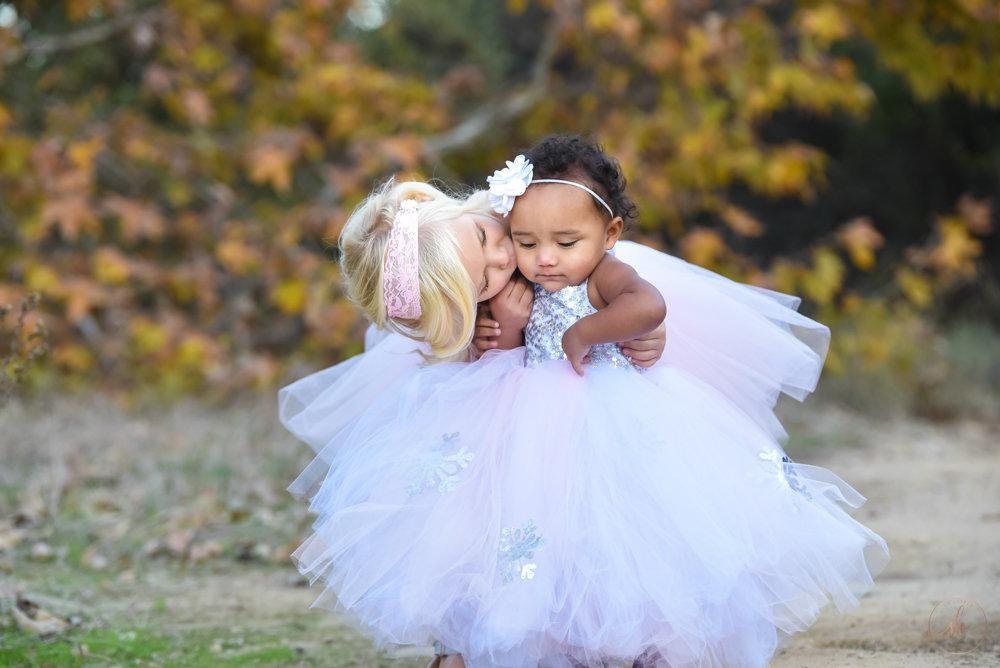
<box><xmin>0</xmin><ymin>627</ymin><xmax>303</xmax><ymax>666</ymax></box>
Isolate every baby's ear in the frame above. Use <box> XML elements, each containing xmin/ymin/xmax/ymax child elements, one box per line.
<box><xmin>605</xmin><ymin>216</ymin><xmax>624</xmax><ymax>249</ymax></box>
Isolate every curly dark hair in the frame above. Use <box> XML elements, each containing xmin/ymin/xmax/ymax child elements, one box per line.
<box><xmin>523</xmin><ymin>134</ymin><xmax>639</xmax><ymax>229</ymax></box>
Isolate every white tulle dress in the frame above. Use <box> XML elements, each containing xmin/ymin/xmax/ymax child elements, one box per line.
<box><xmin>278</xmin><ymin>241</ymin><xmax>889</xmax><ymax>668</ymax></box>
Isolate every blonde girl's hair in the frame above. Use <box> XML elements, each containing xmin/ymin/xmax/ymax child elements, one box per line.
<box><xmin>338</xmin><ymin>179</ymin><xmax>494</xmax><ymax>361</ymax></box>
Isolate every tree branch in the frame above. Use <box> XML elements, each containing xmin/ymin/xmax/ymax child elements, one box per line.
<box><xmin>422</xmin><ymin>13</ymin><xmax>562</xmax><ymax>160</ymax></box>
<box><xmin>2</xmin><ymin>7</ymin><xmax>165</xmax><ymax>66</ymax></box>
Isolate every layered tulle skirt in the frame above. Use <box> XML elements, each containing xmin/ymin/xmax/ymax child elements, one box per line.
<box><xmin>277</xmin><ymin>242</ymin><xmax>890</xmax><ymax>667</ymax></box>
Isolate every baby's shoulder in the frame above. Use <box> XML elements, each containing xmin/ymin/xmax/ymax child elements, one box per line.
<box><xmin>587</xmin><ymin>253</ymin><xmax>639</xmax><ymax>308</ymax></box>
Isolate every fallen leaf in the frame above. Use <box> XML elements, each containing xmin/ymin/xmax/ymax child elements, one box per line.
<box><xmin>13</xmin><ymin>593</ymin><xmax>70</xmax><ymax>637</ymax></box>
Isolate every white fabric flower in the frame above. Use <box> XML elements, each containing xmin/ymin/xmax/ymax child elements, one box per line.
<box><xmin>487</xmin><ymin>154</ymin><xmax>533</xmax><ymax>217</ymax></box>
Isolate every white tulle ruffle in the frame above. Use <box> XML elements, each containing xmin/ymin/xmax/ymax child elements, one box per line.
<box><xmin>277</xmin><ymin>241</ymin><xmax>886</xmax><ymax>667</ymax></box>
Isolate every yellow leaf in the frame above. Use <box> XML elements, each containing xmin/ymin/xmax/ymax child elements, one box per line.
<box><xmin>271</xmin><ymin>278</ymin><xmax>307</xmax><ymax>315</ymax></box>
<box><xmin>68</xmin><ymin>137</ymin><xmax>102</xmax><ymax>172</ymax></box>
<box><xmin>768</xmin><ymin>259</ymin><xmax>804</xmax><ymax>295</ymax></box>
<box><xmin>177</xmin><ymin>334</ymin><xmax>210</xmax><ymax>369</ymax></box>
<box><xmin>837</xmin><ymin>216</ymin><xmax>884</xmax><ymax>271</ymax></box>
<box><xmin>0</xmin><ymin>135</ymin><xmax>31</xmax><ymax>176</ymax></box>
<box><xmin>53</xmin><ymin>343</ymin><xmax>94</xmax><ymax>373</ymax></box>
<box><xmin>798</xmin><ymin>4</ymin><xmax>850</xmax><ymax>45</ymax></box>
<box><xmin>585</xmin><ymin>1</ymin><xmax>620</xmax><ymax>32</ymax></box>
<box><xmin>0</xmin><ymin>102</ymin><xmax>11</xmax><ymax>132</ymax></box>
<box><xmin>801</xmin><ymin>248</ymin><xmax>844</xmax><ymax>305</ymax></box>
<box><xmin>895</xmin><ymin>267</ymin><xmax>933</xmax><ymax>308</ymax></box>
<box><xmin>92</xmin><ymin>247</ymin><xmax>130</xmax><ymax>286</ymax></box>
<box><xmin>129</xmin><ymin>319</ymin><xmax>169</xmax><ymax>356</ymax></box>
<box><xmin>507</xmin><ymin>0</ymin><xmax>528</xmax><ymax>14</ymax></box>
<box><xmin>764</xmin><ymin>145</ymin><xmax>821</xmax><ymax>197</ymax></box>
<box><xmin>24</xmin><ymin>264</ymin><xmax>62</xmax><ymax>295</ymax></box>
<box><xmin>929</xmin><ymin>216</ymin><xmax>981</xmax><ymax>277</ymax></box>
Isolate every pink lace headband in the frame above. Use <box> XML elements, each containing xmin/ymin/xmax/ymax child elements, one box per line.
<box><xmin>382</xmin><ymin>199</ymin><xmax>421</xmax><ymax>319</ymax></box>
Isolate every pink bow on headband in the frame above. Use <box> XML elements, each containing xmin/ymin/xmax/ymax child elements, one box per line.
<box><xmin>383</xmin><ymin>199</ymin><xmax>421</xmax><ymax>319</ymax></box>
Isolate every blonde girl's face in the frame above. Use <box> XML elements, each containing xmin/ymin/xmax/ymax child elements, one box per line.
<box><xmin>508</xmin><ymin>184</ymin><xmax>622</xmax><ymax>292</ymax></box>
<box><xmin>451</xmin><ymin>212</ymin><xmax>516</xmax><ymax>302</ymax></box>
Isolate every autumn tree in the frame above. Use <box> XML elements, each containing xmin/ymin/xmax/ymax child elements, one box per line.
<box><xmin>0</xmin><ymin>0</ymin><xmax>996</xmax><ymax>406</ymax></box>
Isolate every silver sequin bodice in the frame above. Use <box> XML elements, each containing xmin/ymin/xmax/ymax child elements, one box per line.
<box><xmin>524</xmin><ymin>280</ymin><xmax>634</xmax><ymax>369</ymax></box>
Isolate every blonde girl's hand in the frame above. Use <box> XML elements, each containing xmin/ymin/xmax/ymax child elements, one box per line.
<box><xmin>473</xmin><ymin>310</ymin><xmax>501</xmax><ymax>354</ymax></box>
<box><xmin>619</xmin><ymin>321</ymin><xmax>666</xmax><ymax>368</ymax></box>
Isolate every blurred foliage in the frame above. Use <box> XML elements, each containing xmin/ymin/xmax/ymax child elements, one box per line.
<box><xmin>1</xmin><ymin>291</ymin><xmax>50</xmax><ymax>406</ymax></box>
<box><xmin>0</xmin><ymin>0</ymin><xmax>997</xmax><ymax>410</ymax></box>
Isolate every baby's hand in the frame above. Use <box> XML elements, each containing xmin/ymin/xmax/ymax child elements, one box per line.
<box><xmin>562</xmin><ymin>324</ymin><xmax>591</xmax><ymax>376</ymax></box>
<box><xmin>620</xmin><ymin>321</ymin><xmax>666</xmax><ymax>368</ymax></box>
<box><xmin>489</xmin><ymin>276</ymin><xmax>533</xmax><ymax>333</ymax></box>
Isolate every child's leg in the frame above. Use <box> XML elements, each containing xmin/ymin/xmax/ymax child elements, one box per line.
<box><xmin>632</xmin><ymin>646</ymin><xmax>667</xmax><ymax>667</ymax></box>
<box><xmin>426</xmin><ymin>641</ymin><xmax>464</xmax><ymax>668</ymax></box>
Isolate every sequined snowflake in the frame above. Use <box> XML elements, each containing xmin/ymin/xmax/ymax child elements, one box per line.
<box><xmin>406</xmin><ymin>432</ymin><xmax>475</xmax><ymax>497</ymax></box>
<box><xmin>752</xmin><ymin>447</ymin><xmax>815</xmax><ymax>509</ymax></box>
<box><xmin>497</xmin><ymin>520</ymin><xmax>545</xmax><ymax>584</ymax></box>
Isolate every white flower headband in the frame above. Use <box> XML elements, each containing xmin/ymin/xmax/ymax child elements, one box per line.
<box><xmin>486</xmin><ymin>154</ymin><xmax>614</xmax><ymax>218</ymax></box>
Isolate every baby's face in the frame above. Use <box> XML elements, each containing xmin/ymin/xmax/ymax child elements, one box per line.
<box><xmin>508</xmin><ymin>184</ymin><xmax>621</xmax><ymax>292</ymax></box>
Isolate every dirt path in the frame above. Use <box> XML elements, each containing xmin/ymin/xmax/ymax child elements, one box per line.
<box><xmin>2</xmin><ymin>396</ymin><xmax>999</xmax><ymax>665</ymax></box>
<box><xmin>770</xmin><ymin>406</ymin><xmax>1000</xmax><ymax>667</ymax></box>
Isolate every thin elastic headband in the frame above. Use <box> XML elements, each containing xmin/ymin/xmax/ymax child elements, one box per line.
<box><xmin>530</xmin><ymin>178</ymin><xmax>614</xmax><ymax>217</ymax></box>
<box><xmin>486</xmin><ymin>154</ymin><xmax>617</xmax><ymax>219</ymax></box>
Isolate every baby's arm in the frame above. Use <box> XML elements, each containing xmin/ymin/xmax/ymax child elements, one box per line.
<box><xmin>562</xmin><ymin>255</ymin><xmax>667</xmax><ymax>375</ymax></box>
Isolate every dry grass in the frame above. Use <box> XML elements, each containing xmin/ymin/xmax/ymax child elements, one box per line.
<box><xmin>1</xmin><ymin>389</ymin><xmax>998</xmax><ymax>666</ymax></box>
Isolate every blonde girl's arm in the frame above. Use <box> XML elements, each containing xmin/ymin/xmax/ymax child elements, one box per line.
<box><xmin>561</xmin><ymin>255</ymin><xmax>666</xmax><ymax>375</ymax></box>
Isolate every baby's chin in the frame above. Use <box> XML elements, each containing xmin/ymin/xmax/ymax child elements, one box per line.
<box><xmin>529</xmin><ymin>274</ymin><xmax>578</xmax><ymax>292</ymax></box>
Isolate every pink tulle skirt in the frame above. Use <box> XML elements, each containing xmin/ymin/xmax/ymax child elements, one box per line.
<box><xmin>278</xmin><ymin>242</ymin><xmax>889</xmax><ymax>668</ymax></box>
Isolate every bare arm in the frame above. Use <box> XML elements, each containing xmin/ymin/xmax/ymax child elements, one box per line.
<box><xmin>562</xmin><ymin>255</ymin><xmax>666</xmax><ymax>375</ymax></box>
<box><xmin>620</xmin><ymin>321</ymin><xmax>666</xmax><ymax>368</ymax></box>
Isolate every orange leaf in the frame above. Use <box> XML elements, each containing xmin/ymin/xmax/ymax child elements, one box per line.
<box><xmin>101</xmin><ymin>195</ymin><xmax>166</xmax><ymax>242</ymax></box>
<box><xmin>41</xmin><ymin>194</ymin><xmax>99</xmax><ymax>241</ymax></box>
<box><xmin>721</xmin><ymin>205</ymin><xmax>764</xmax><ymax>237</ymax></box>
<box><xmin>679</xmin><ymin>228</ymin><xmax>727</xmax><ymax>267</ymax></box>
<box><xmin>248</xmin><ymin>144</ymin><xmax>295</xmax><ymax>193</ymax></box>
